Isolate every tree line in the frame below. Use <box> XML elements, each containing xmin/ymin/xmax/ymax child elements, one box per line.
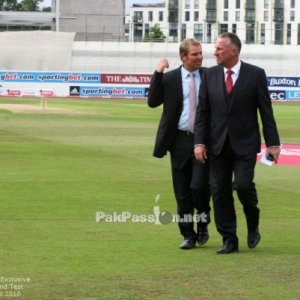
<box><xmin>0</xmin><ymin>0</ymin><xmax>51</xmax><ymax>12</ymax></box>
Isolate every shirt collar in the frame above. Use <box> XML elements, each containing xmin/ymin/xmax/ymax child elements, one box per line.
<box><xmin>182</xmin><ymin>66</ymin><xmax>199</xmax><ymax>79</ymax></box>
<box><xmin>224</xmin><ymin>60</ymin><xmax>241</xmax><ymax>76</ymax></box>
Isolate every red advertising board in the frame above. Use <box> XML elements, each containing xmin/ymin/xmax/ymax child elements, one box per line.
<box><xmin>7</xmin><ymin>89</ymin><xmax>21</xmax><ymax>96</ymax></box>
<box><xmin>101</xmin><ymin>74</ymin><xmax>152</xmax><ymax>85</ymax></box>
<box><xmin>40</xmin><ymin>90</ymin><xmax>54</xmax><ymax>97</ymax></box>
<box><xmin>257</xmin><ymin>144</ymin><xmax>300</xmax><ymax>166</ymax></box>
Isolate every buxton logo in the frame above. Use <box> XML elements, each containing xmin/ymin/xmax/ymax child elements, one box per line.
<box><xmin>268</xmin><ymin>77</ymin><xmax>300</xmax><ymax>87</ymax></box>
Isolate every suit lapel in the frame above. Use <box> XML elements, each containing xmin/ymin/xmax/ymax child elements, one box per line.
<box><xmin>174</xmin><ymin>66</ymin><xmax>184</xmax><ymax>107</ymax></box>
<box><xmin>215</xmin><ymin>66</ymin><xmax>228</xmax><ymax>107</ymax></box>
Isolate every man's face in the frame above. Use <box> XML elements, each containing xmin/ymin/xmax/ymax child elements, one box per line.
<box><xmin>214</xmin><ymin>37</ymin><xmax>236</xmax><ymax>67</ymax></box>
<box><xmin>181</xmin><ymin>45</ymin><xmax>203</xmax><ymax>71</ymax></box>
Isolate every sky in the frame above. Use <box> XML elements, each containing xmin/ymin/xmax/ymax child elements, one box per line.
<box><xmin>40</xmin><ymin>0</ymin><xmax>51</xmax><ymax>7</ymax></box>
<box><xmin>40</xmin><ymin>0</ymin><xmax>162</xmax><ymax>13</ymax></box>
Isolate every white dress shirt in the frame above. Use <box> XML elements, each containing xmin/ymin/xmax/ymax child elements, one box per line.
<box><xmin>224</xmin><ymin>60</ymin><xmax>241</xmax><ymax>86</ymax></box>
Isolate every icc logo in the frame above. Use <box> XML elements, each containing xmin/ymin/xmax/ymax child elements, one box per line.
<box><xmin>269</xmin><ymin>90</ymin><xmax>285</xmax><ymax>100</ymax></box>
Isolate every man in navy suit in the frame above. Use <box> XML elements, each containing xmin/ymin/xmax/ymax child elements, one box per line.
<box><xmin>148</xmin><ymin>38</ymin><xmax>210</xmax><ymax>250</ymax></box>
<box><xmin>194</xmin><ymin>32</ymin><xmax>281</xmax><ymax>254</ymax></box>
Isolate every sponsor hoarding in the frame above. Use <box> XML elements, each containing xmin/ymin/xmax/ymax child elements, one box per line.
<box><xmin>101</xmin><ymin>74</ymin><xmax>152</xmax><ymax>84</ymax></box>
<box><xmin>0</xmin><ymin>72</ymin><xmax>101</xmax><ymax>83</ymax></box>
<box><xmin>267</xmin><ymin>76</ymin><xmax>300</xmax><ymax>87</ymax></box>
<box><xmin>79</xmin><ymin>86</ymin><xmax>146</xmax><ymax>98</ymax></box>
<box><xmin>285</xmin><ymin>90</ymin><xmax>300</xmax><ymax>100</ymax></box>
<box><xmin>7</xmin><ymin>89</ymin><xmax>21</xmax><ymax>96</ymax></box>
<box><xmin>1</xmin><ymin>71</ymin><xmax>300</xmax><ymax>100</ymax></box>
<box><xmin>269</xmin><ymin>90</ymin><xmax>285</xmax><ymax>100</ymax></box>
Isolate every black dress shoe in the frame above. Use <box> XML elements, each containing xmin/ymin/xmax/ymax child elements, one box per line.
<box><xmin>197</xmin><ymin>227</ymin><xmax>209</xmax><ymax>245</ymax></box>
<box><xmin>180</xmin><ymin>239</ymin><xmax>196</xmax><ymax>250</ymax></box>
<box><xmin>248</xmin><ymin>228</ymin><xmax>261</xmax><ymax>249</ymax></box>
<box><xmin>217</xmin><ymin>243</ymin><xmax>238</xmax><ymax>254</ymax></box>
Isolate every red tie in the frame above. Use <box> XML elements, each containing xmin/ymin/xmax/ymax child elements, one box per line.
<box><xmin>226</xmin><ymin>69</ymin><xmax>234</xmax><ymax>94</ymax></box>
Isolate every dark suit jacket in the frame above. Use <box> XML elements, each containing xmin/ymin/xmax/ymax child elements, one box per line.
<box><xmin>194</xmin><ymin>61</ymin><xmax>280</xmax><ymax>156</ymax></box>
<box><xmin>148</xmin><ymin>66</ymin><xmax>206</xmax><ymax>158</ymax></box>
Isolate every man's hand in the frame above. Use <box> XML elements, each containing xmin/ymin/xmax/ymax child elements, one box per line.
<box><xmin>194</xmin><ymin>145</ymin><xmax>207</xmax><ymax>163</ymax></box>
<box><xmin>266</xmin><ymin>146</ymin><xmax>281</xmax><ymax>164</ymax></box>
<box><xmin>156</xmin><ymin>58</ymin><xmax>169</xmax><ymax>73</ymax></box>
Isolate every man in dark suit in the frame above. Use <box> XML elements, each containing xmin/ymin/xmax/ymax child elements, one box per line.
<box><xmin>194</xmin><ymin>32</ymin><xmax>281</xmax><ymax>254</ymax></box>
<box><xmin>148</xmin><ymin>38</ymin><xmax>210</xmax><ymax>250</ymax></box>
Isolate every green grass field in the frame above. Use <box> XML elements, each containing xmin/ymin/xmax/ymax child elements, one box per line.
<box><xmin>0</xmin><ymin>98</ymin><xmax>299</xmax><ymax>300</ymax></box>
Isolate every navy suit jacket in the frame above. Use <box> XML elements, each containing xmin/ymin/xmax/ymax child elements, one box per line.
<box><xmin>194</xmin><ymin>61</ymin><xmax>280</xmax><ymax>155</ymax></box>
<box><xmin>148</xmin><ymin>66</ymin><xmax>205</xmax><ymax>158</ymax></box>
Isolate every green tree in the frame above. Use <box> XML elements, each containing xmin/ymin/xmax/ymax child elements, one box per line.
<box><xmin>0</xmin><ymin>0</ymin><xmax>50</xmax><ymax>31</ymax></box>
<box><xmin>0</xmin><ymin>0</ymin><xmax>20</xmax><ymax>10</ymax></box>
<box><xmin>0</xmin><ymin>0</ymin><xmax>43</xmax><ymax>11</ymax></box>
<box><xmin>19</xmin><ymin>0</ymin><xmax>42</xmax><ymax>11</ymax></box>
<box><xmin>143</xmin><ymin>25</ymin><xmax>166</xmax><ymax>42</ymax></box>
<box><xmin>42</xmin><ymin>6</ymin><xmax>51</xmax><ymax>12</ymax></box>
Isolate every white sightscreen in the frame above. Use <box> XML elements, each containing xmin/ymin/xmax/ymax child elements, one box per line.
<box><xmin>0</xmin><ymin>31</ymin><xmax>75</xmax><ymax>71</ymax></box>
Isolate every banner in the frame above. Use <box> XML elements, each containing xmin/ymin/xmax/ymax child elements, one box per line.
<box><xmin>0</xmin><ymin>72</ymin><xmax>101</xmax><ymax>83</ymax></box>
<box><xmin>269</xmin><ymin>90</ymin><xmax>285</xmax><ymax>100</ymax></box>
<box><xmin>267</xmin><ymin>76</ymin><xmax>300</xmax><ymax>100</ymax></box>
<box><xmin>74</xmin><ymin>86</ymin><xmax>147</xmax><ymax>98</ymax></box>
<box><xmin>1</xmin><ymin>71</ymin><xmax>300</xmax><ymax>100</ymax></box>
<box><xmin>267</xmin><ymin>76</ymin><xmax>300</xmax><ymax>88</ymax></box>
<box><xmin>285</xmin><ymin>90</ymin><xmax>300</xmax><ymax>100</ymax></box>
<box><xmin>101</xmin><ymin>74</ymin><xmax>152</xmax><ymax>84</ymax></box>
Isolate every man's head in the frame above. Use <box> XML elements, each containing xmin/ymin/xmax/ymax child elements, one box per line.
<box><xmin>214</xmin><ymin>32</ymin><xmax>241</xmax><ymax>68</ymax></box>
<box><xmin>180</xmin><ymin>38</ymin><xmax>203</xmax><ymax>72</ymax></box>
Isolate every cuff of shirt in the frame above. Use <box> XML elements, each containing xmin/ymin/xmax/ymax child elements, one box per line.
<box><xmin>194</xmin><ymin>144</ymin><xmax>206</xmax><ymax>148</ymax></box>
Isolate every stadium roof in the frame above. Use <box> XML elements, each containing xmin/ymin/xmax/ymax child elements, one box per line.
<box><xmin>0</xmin><ymin>11</ymin><xmax>55</xmax><ymax>26</ymax></box>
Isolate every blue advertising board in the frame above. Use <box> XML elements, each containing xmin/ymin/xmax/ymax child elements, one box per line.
<box><xmin>285</xmin><ymin>90</ymin><xmax>300</xmax><ymax>100</ymax></box>
<box><xmin>267</xmin><ymin>77</ymin><xmax>300</xmax><ymax>88</ymax></box>
<box><xmin>79</xmin><ymin>86</ymin><xmax>147</xmax><ymax>98</ymax></box>
<box><xmin>1</xmin><ymin>71</ymin><xmax>300</xmax><ymax>100</ymax></box>
<box><xmin>267</xmin><ymin>76</ymin><xmax>300</xmax><ymax>100</ymax></box>
<box><xmin>0</xmin><ymin>71</ymin><xmax>101</xmax><ymax>83</ymax></box>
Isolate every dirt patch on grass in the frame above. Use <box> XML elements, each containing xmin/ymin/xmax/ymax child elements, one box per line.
<box><xmin>0</xmin><ymin>104</ymin><xmax>83</xmax><ymax>115</ymax></box>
